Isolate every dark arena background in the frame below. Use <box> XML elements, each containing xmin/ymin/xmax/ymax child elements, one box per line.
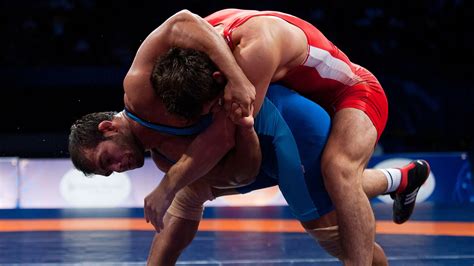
<box><xmin>0</xmin><ymin>0</ymin><xmax>473</xmax><ymax>265</ymax></box>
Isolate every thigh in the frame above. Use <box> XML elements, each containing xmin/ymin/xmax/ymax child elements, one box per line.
<box><xmin>333</xmin><ymin>70</ymin><xmax>389</xmax><ymax>142</ymax></box>
<box><xmin>322</xmin><ymin>108</ymin><xmax>378</xmax><ymax>171</ymax></box>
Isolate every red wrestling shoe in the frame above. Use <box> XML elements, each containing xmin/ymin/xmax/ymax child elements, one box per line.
<box><xmin>390</xmin><ymin>160</ymin><xmax>430</xmax><ymax>224</ymax></box>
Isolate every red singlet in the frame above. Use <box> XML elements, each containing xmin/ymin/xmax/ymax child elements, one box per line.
<box><xmin>206</xmin><ymin>9</ymin><xmax>389</xmax><ymax>140</ymax></box>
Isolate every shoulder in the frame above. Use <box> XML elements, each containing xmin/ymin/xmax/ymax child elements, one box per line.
<box><xmin>232</xmin><ymin>15</ymin><xmax>301</xmax><ymax>44</ymax></box>
<box><xmin>123</xmin><ymin>71</ymin><xmax>156</xmax><ymax>110</ymax></box>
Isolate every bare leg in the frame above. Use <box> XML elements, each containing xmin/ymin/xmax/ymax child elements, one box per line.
<box><xmin>301</xmin><ymin>211</ymin><xmax>388</xmax><ymax>266</ymax></box>
<box><xmin>372</xmin><ymin>242</ymin><xmax>388</xmax><ymax>266</ymax></box>
<box><xmin>321</xmin><ymin>108</ymin><xmax>378</xmax><ymax>265</ymax></box>
<box><xmin>147</xmin><ymin>213</ymin><xmax>200</xmax><ymax>266</ymax></box>
<box><xmin>301</xmin><ymin>161</ymin><xmax>390</xmax><ymax>265</ymax></box>
<box><xmin>354</xmin><ymin>169</ymin><xmax>391</xmax><ymax>265</ymax></box>
<box><xmin>362</xmin><ymin>169</ymin><xmax>388</xmax><ymax>198</ymax></box>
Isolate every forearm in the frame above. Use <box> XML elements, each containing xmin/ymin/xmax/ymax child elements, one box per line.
<box><xmin>220</xmin><ymin>126</ymin><xmax>261</xmax><ymax>181</ymax></box>
<box><xmin>161</xmin><ymin>114</ymin><xmax>236</xmax><ymax>194</ymax></box>
<box><xmin>147</xmin><ymin>212</ymin><xmax>199</xmax><ymax>265</ymax></box>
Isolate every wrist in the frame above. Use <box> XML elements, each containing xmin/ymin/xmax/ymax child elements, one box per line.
<box><xmin>236</xmin><ymin>124</ymin><xmax>256</xmax><ymax>136</ymax></box>
<box><xmin>225</xmin><ymin>68</ymin><xmax>247</xmax><ymax>84</ymax></box>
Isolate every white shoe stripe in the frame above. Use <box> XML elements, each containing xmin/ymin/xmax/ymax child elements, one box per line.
<box><xmin>406</xmin><ymin>189</ymin><xmax>419</xmax><ymax>200</ymax></box>
<box><xmin>405</xmin><ymin>197</ymin><xmax>417</xmax><ymax>205</ymax></box>
<box><xmin>406</xmin><ymin>194</ymin><xmax>417</xmax><ymax>201</ymax></box>
<box><xmin>403</xmin><ymin>188</ymin><xmax>419</xmax><ymax>205</ymax></box>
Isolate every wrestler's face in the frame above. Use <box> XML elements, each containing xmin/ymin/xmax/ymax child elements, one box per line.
<box><xmin>87</xmin><ymin>128</ymin><xmax>145</xmax><ymax>176</ymax></box>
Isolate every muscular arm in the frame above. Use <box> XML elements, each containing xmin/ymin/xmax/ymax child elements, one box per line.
<box><xmin>146</xmin><ymin>183</ymin><xmax>243</xmax><ymax>265</ymax></box>
<box><xmin>159</xmin><ymin>108</ymin><xmax>261</xmax><ymax>193</ymax></box>
<box><xmin>127</xmin><ymin>9</ymin><xmax>254</xmax><ymax>107</ymax></box>
<box><xmin>217</xmin><ymin>125</ymin><xmax>261</xmax><ymax>182</ymax></box>
<box><xmin>202</xmin><ymin>122</ymin><xmax>261</xmax><ymax>188</ymax></box>
<box><xmin>144</xmin><ymin>109</ymin><xmax>261</xmax><ymax>231</ymax></box>
<box><xmin>151</xmin><ymin>121</ymin><xmax>261</xmax><ymax>191</ymax></box>
<box><xmin>158</xmin><ymin>110</ymin><xmax>235</xmax><ymax>194</ymax></box>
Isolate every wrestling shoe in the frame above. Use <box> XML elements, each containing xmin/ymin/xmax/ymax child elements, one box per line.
<box><xmin>390</xmin><ymin>160</ymin><xmax>430</xmax><ymax>224</ymax></box>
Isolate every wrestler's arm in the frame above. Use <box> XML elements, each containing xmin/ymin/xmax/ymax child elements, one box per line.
<box><xmin>155</xmin><ymin>108</ymin><xmax>261</xmax><ymax>189</ymax></box>
<box><xmin>144</xmin><ymin>109</ymin><xmax>261</xmax><ymax>231</ymax></box>
<box><xmin>146</xmin><ymin>156</ymin><xmax>200</xmax><ymax>265</ymax></box>
<box><xmin>151</xmin><ymin>124</ymin><xmax>260</xmax><ymax>186</ymax></box>
<box><xmin>158</xmin><ymin>110</ymin><xmax>234</xmax><ymax>186</ymax></box>
<box><xmin>148</xmin><ymin>154</ymin><xmax>239</xmax><ymax>265</ymax></box>
<box><xmin>147</xmin><ymin>180</ymin><xmax>243</xmax><ymax>265</ymax></box>
<box><xmin>206</xmin><ymin>122</ymin><xmax>261</xmax><ymax>184</ymax></box>
<box><xmin>147</xmin><ymin>213</ymin><xmax>199</xmax><ymax>265</ymax></box>
<box><xmin>127</xmin><ymin>10</ymin><xmax>254</xmax><ymax>116</ymax></box>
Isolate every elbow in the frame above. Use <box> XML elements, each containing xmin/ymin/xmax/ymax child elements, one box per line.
<box><xmin>167</xmin><ymin>9</ymin><xmax>202</xmax><ymax>37</ymax></box>
<box><xmin>174</xmin><ymin>9</ymin><xmax>194</xmax><ymax>19</ymax></box>
<box><xmin>171</xmin><ymin>9</ymin><xmax>198</xmax><ymax>25</ymax></box>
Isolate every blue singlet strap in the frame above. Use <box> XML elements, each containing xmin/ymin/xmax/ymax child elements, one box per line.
<box><xmin>123</xmin><ymin>108</ymin><xmax>212</xmax><ymax>136</ymax></box>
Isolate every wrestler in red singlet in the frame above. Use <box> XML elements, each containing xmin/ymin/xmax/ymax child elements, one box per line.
<box><xmin>205</xmin><ymin>9</ymin><xmax>388</xmax><ymax>140</ymax></box>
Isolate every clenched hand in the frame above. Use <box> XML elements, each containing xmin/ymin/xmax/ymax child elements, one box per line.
<box><xmin>224</xmin><ymin>78</ymin><xmax>256</xmax><ymax>127</ymax></box>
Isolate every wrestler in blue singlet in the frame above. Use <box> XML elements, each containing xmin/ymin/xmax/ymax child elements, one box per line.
<box><xmin>125</xmin><ymin>84</ymin><xmax>333</xmax><ymax>221</ymax></box>
<box><xmin>237</xmin><ymin>84</ymin><xmax>333</xmax><ymax>220</ymax></box>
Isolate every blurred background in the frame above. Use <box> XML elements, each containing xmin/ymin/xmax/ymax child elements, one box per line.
<box><xmin>0</xmin><ymin>0</ymin><xmax>473</xmax><ymax>158</ymax></box>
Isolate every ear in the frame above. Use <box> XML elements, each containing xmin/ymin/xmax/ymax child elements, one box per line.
<box><xmin>212</xmin><ymin>71</ymin><xmax>226</xmax><ymax>84</ymax></box>
<box><xmin>98</xmin><ymin>120</ymin><xmax>116</xmax><ymax>133</ymax></box>
<box><xmin>201</xmin><ymin>91</ymin><xmax>225</xmax><ymax>115</ymax></box>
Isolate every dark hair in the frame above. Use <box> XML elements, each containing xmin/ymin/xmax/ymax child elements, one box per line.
<box><xmin>151</xmin><ymin>47</ymin><xmax>224</xmax><ymax>120</ymax></box>
<box><xmin>68</xmin><ymin>111</ymin><xmax>117</xmax><ymax>175</ymax></box>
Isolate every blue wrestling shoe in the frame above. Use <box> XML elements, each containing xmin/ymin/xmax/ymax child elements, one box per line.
<box><xmin>390</xmin><ymin>160</ymin><xmax>430</xmax><ymax>224</ymax></box>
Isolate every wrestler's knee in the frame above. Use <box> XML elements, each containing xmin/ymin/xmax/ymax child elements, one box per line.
<box><xmin>321</xmin><ymin>153</ymin><xmax>356</xmax><ymax>188</ymax></box>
